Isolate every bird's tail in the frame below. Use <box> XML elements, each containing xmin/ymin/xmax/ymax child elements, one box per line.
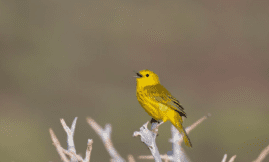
<box><xmin>168</xmin><ymin>111</ymin><xmax>192</xmax><ymax>148</ymax></box>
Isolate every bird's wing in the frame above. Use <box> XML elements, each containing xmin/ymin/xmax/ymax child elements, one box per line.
<box><xmin>144</xmin><ymin>84</ymin><xmax>187</xmax><ymax>117</ymax></box>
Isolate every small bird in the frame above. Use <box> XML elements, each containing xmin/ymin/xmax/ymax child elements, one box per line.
<box><xmin>135</xmin><ymin>69</ymin><xmax>192</xmax><ymax>148</ymax></box>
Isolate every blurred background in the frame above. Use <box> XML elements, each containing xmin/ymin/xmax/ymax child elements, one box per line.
<box><xmin>0</xmin><ymin>0</ymin><xmax>269</xmax><ymax>161</ymax></box>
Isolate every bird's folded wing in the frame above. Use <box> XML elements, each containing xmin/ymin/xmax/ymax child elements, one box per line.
<box><xmin>144</xmin><ymin>84</ymin><xmax>187</xmax><ymax>117</ymax></box>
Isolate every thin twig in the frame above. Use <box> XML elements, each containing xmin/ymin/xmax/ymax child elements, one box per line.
<box><xmin>49</xmin><ymin>128</ymin><xmax>69</xmax><ymax>162</ymax></box>
<box><xmin>87</xmin><ymin>117</ymin><xmax>125</xmax><ymax>162</ymax></box>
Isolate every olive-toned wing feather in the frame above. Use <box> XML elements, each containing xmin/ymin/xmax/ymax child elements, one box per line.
<box><xmin>144</xmin><ymin>84</ymin><xmax>187</xmax><ymax>117</ymax></box>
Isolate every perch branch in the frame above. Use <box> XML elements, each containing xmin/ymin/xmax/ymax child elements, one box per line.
<box><xmin>133</xmin><ymin>121</ymin><xmax>162</xmax><ymax>162</ymax></box>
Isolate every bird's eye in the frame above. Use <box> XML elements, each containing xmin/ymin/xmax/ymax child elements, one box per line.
<box><xmin>146</xmin><ymin>74</ymin><xmax>149</xmax><ymax>77</ymax></box>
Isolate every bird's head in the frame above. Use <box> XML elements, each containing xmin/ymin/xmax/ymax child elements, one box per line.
<box><xmin>134</xmin><ymin>69</ymin><xmax>160</xmax><ymax>88</ymax></box>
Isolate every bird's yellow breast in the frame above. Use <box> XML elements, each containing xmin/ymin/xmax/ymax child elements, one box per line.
<box><xmin>136</xmin><ymin>90</ymin><xmax>168</xmax><ymax>120</ymax></box>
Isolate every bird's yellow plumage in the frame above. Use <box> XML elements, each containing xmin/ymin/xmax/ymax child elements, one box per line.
<box><xmin>135</xmin><ymin>69</ymin><xmax>192</xmax><ymax>148</ymax></box>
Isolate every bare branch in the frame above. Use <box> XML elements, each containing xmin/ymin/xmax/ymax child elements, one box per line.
<box><xmin>221</xmin><ymin>154</ymin><xmax>237</xmax><ymax>162</ymax></box>
<box><xmin>228</xmin><ymin>155</ymin><xmax>236</xmax><ymax>162</ymax></box>
<box><xmin>87</xmin><ymin>117</ymin><xmax>125</xmax><ymax>162</ymax></box>
<box><xmin>138</xmin><ymin>154</ymin><xmax>173</xmax><ymax>161</ymax></box>
<box><xmin>253</xmin><ymin>144</ymin><xmax>269</xmax><ymax>162</ymax></box>
<box><xmin>60</xmin><ymin>118</ymin><xmax>77</xmax><ymax>154</ymax></box>
<box><xmin>50</xmin><ymin>117</ymin><xmax>93</xmax><ymax>162</ymax></box>
<box><xmin>85</xmin><ymin>139</ymin><xmax>93</xmax><ymax>162</ymax></box>
<box><xmin>185</xmin><ymin>113</ymin><xmax>211</xmax><ymax>135</ymax></box>
<box><xmin>222</xmin><ymin>154</ymin><xmax>227</xmax><ymax>162</ymax></box>
<box><xmin>163</xmin><ymin>154</ymin><xmax>170</xmax><ymax>162</ymax></box>
<box><xmin>168</xmin><ymin>125</ymin><xmax>190</xmax><ymax>162</ymax></box>
<box><xmin>49</xmin><ymin>128</ymin><xmax>69</xmax><ymax>162</ymax></box>
<box><xmin>127</xmin><ymin>155</ymin><xmax>136</xmax><ymax>162</ymax></box>
<box><xmin>133</xmin><ymin>121</ymin><xmax>162</xmax><ymax>162</ymax></box>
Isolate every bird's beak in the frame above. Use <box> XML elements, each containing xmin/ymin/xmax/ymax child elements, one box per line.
<box><xmin>133</xmin><ymin>71</ymin><xmax>142</xmax><ymax>78</ymax></box>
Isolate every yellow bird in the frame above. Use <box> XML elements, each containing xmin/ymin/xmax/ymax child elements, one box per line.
<box><xmin>135</xmin><ymin>69</ymin><xmax>192</xmax><ymax>148</ymax></box>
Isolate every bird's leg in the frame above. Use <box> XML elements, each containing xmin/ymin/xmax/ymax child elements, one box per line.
<box><xmin>150</xmin><ymin>118</ymin><xmax>160</xmax><ymax>124</ymax></box>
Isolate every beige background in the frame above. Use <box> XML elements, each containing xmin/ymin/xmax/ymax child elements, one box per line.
<box><xmin>0</xmin><ymin>0</ymin><xmax>269</xmax><ymax>161</ymax></box>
